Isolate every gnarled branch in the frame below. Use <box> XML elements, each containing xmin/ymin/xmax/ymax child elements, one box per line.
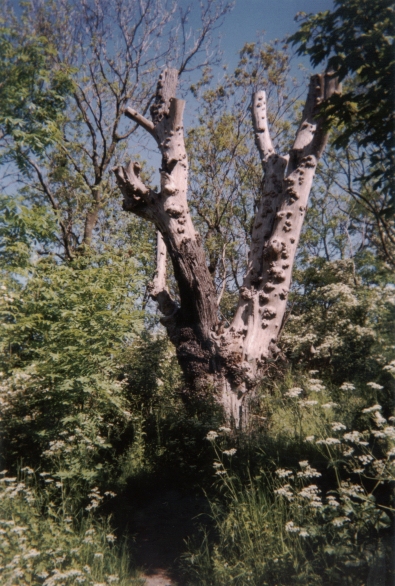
<box><xmin>251</xmin><ymin>90</ymin><xmax>275</xmax><ymax>166</ymax></box>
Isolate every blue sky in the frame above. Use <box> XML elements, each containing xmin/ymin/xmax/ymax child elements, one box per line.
<box><xmin>219</xmin><ymin>0</ymin><xmax>334</xmax><ymax>72</ymax></box>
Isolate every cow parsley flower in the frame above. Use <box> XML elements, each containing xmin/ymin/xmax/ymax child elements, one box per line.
<box><xmin>276</xmin><ymin>468</ymin><xmax>293</xmax><ymax>478</ymax></box>
<box><xmin>332</xmin><ymin>517</ymin><xmax>350</xmax><ymax>527</ymax></box>
<box><xmin>367</xmin><ymin>382</ymin><xmax>384</xmax><ymax>390</ymax></box>
<box><xmin>285</xmin><ymin>521</ymin><xmax>300</xmax><ymax>533</ymax></box>
<box><xmin>206</xmin><ymin>431</ymin><xmax>218</xmax><ymax>441</ymax></box>
<box><xmin>340</xmin><ymin>382</ymin><xmax>355</xmax><ymax>391</ymax></box>
<box><xmin>285</xmin><ymin>387</ymin><xmax>303</xmax><ymax>398</ymax></box>
<box><xmin>362</xmin><ymin>404</ymin><xmax>382</xmax><ymax>414</ymax></box>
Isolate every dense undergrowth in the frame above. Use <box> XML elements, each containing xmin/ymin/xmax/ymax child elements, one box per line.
<box><xmin>0</xmin><ymin>10</ymin><xmax>394</xmax><ymax>583</ymax></box>
<box><xmin>1</xmin><ymin>253</ymin><xmax>394</xmax><ymax>584</ymax></box>
<box><xmin>1</xmin><ymin>199</ymin><xmax>394</xmax><ymax>585</ymax></box>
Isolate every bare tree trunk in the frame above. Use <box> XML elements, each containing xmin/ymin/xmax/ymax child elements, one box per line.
<box><xmin>113</xmin><ymin>68</ymin><xmax>340</xmax><ymax>427</ymax></box>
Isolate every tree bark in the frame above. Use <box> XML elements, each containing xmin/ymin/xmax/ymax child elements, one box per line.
<box><xmin>113</xmin><ymin>69</ymin><xmax>340</xmax><ymax>427</ymax></box>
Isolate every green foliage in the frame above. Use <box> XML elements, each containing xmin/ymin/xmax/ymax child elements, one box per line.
<box><xmin>0</xmin><ymin>241</ymin><xmax>148</xmax><ymax>496</ymax></box>
<box><xmin>290</xmin><ymin>0</ymin><xmax>395</xmax><ymax>205</ymax></box>
<box><xmin>183</xmin><ymin>370</ymin><xmax>395</xmax><ymax>585</ymax></box>
<box><xmin>282</xmin><ymin>258</ymin><xmax>395</xmax><ymax>388</ymax></box>
<box><xmin>0</xmin><ymin>23</ymin><xmax>73</xmax><ymax>166</ymax></box>
<box><xmin>0</xmin><ymin>470</ymin><xmax>140</xmax><ymax>585</ymax></box>
<box><xmin>0</xmin><ymin>194</ymin><xmax>58</xmax><ymax>272</ymax></box>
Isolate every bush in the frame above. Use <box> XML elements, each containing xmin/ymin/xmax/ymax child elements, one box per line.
<box><xmin>183</xmin><ymin>368</ymin><xmax>395</xmax><ymax>585</ymax></box>
<box><xmin>0</xmin><ymin>469</ymin><xmax>141</xmax><ymax>586</ymax></box>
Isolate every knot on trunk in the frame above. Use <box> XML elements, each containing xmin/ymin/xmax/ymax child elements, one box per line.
<box><xmin>112</xmin><ymin>161</ymin><xmax>150</xmax><ymax>211</ymax></box>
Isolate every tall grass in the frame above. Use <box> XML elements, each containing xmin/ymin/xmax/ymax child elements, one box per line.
<box><xmin>183</xmin><ymin>372</ymin><xmax>395</xmax><ymax>585</ymax></box>
<box><xmin>0</xmin><ymin>469</ymin><xmax>142</xmax><ymax>586</ymax></box>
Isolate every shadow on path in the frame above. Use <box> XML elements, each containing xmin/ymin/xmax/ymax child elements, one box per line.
<box><xmin>113</xmin><ymin>477</ymin><xmax>212</xmax><ymax>585</ymax></box>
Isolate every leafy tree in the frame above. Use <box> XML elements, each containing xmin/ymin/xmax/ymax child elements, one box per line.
<box><xmin>290</xmin><ymin>0</ymin><xmax>395</xmax><ymax>208</ymax></box>
<box><xmin>0</xmin><ymin>24</ymin><xmax>73</xmax><ymax>161</ymax></box>
<box><xmin>1</xmin><ymin>0</ymin><xmax>231</xmax><ymax>258</ymax></box>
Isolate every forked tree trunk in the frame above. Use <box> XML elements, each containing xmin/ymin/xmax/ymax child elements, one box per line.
<box><xmin>113</xmin><ymin>68</ymin><xmax>340</xmax><ymax>427</ymax></box>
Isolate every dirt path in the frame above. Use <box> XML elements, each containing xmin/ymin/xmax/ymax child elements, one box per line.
<box><xmin>129</xmin><ymin>489</ymin><xmax>210</xmax><ymax>586</ymax></box>
<box><xmin>140</xmin><ymin>568</ymin><xmax>174</xmax><ymax>586</ymax></box>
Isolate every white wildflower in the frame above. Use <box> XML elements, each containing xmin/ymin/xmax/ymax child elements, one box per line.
<box><xmin>362</xmin><ymin>404</ymin><xmax>382</xmax><ymax>414</ymax></box>
<box><xmin>298</xmin><ymin>484</ymin><xmax>320</xmax><ymax>498</ymax></box>
<box><xmin>275</xmin><ymin>484</ymin><xmax>294</xmax><ymax>501</ymax></box>
<box><xmin>285</xmin><ymin>387</ymin><xmax>303</xmax><ymax>398</ymax></box>
<box><xmin>94</xmin><ymin>552</ymin><xmax>103</xmax><ymax>559</ymax></box>
<box><xmin>215</xmin><ymin>469</ymin><xmax>226</xmax><ymax>475</ymax></box>
<box><xmin>23</xmin><ymin>548</ymin><xmax>40</xmax><ymax>559</ymax></box>
<box><xmin>299</xmin><ymin>461</ymin><xmax>309</xmax><ymax>468</ymax></box>
<box><xmin>206</xmin><ymin>431</ymin><xmax>218</xmax><ymax>441</ymax></box>
<box><xmin>339</xmin><ymin>482</ymin><xmax>364</xmax><ymax>498</ymax></box>
<box><xmin>340</xmin><ymin>382</ymin><xmax>355</xmax><ymax>391</ymax></box>
<box><xmin>343</xmin><ymin>431</ymin><xmax>368</xmax><ymax>445</ymax></box>
<box><xmin>309</xmin><ymin>370</ymin><xmax>319</xmax><ymax>375</ymax></box>
<box><xmin>331</xmin><ymin>422</ymin><xmax>346</xmax><ymax>432</ymax></box>
<box><xmin>373</xmin><ymin>411</ymin><xmax>387</xmax><ymax>427</ymax></box>
<box><xmin>223</xmin><ymin>448</ymin><xmax>237</xmax><ymax>456</ymax></box>
<box><xmin>285</xmin><ymin>521</ymin><xmax>300</xmax><ymax>533</ymax></box>
<box><xmin>304</xmin><ymin>435</ymin><xmax>315</xmax><ymax>442</ymax></box>
<box><xmin>276</xmin><ymin>468</ymin><xmax>293</xmax><ymax>478</ymax></box>
<box><xmin>106</xmin><ymin>534</ymin><xmax>116</xmax><ymax>543</ymax></box>
<box><xmin>326</xmin><ymin>495</ymin><xmax>340</xmax><ymax>508</ymax></box>
<box><xmin>11</xmin><ymin>526</ymin><xmax>27</xmax><ymax>534</ymax></box>
<box><xmin>299</xmin><ymin>400</ymin><xmax>318</xmax><ymax>407</ymax></box>
<box><xmin>367</xmin><ymin>382</ymin><xmax>384</xmax><ymax>390</ymax></box>
<box><xmin>384</xmin><ymin>426</ymin><xmax>395</xmax><ymax>439</ymax></box>
<box><xmin>297</xmin><ymin>464</ymin><xmax>321</xmax><ymax>479</ymax></box>
<box><xmin>322</xmin><ymin>402</ymin><xmax>339</xmax><ymax>409</ymax></box>
<box><xmin>372</xmin><ymin>460</ymin><xmax>386</xmax><ymax>474</ymax></box>
<box><xmin>332</xmin><ymin>517</ymin><xmax>350</xmax><ymax>527</ymax></box>
<box><xmin>316</xmin><ymin>437</ymin><xmax>341</xmax><ymax>446</ymax></box>
<box><xmin>299</xmin><ymin>529</ymin><xmax>309</xmax><ymax>537</ymax></box>
<box><xmin>218</xmin><ymin>427</ymin><xmax>231</xmax><ymax>433</ymax></box>
<box><xmin>358</xmin><ymin>455</ymin><xmax>373</xmax><ymax>465</ymax></box>
<box><xmin>308</xmin><ymin>379</ymin><xmax>325</xmax><ymax>392</ymax></box>
<box><xmin>107</xmin><ymin>576</ymin><xmax>119</xmax><ymax>583</ymax></box>
<box><xmin>383</xmin><ymin>360</ymin><xmax>395</xmax><ymax>374</ymax></box>
<box><xmin>213</xmin><ymin>461</ymin><xmax>222</xmax><ymax>469</ymax></box>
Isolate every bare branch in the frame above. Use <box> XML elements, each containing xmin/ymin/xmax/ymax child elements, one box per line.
<box><xmin>124</xmin><ymin>107</ymin><xmax>156</xmax><ymax>138</ymax></box>
<box><xmin>150</xmin><ymin>69</ymin><xmax>179</xmax><ymax>124</ymax></box>
<box><xmin>251</xmin><ymin>91</ymin><xmax>275</xmax><ymax>167</ymax></box>
<box><xmin>26</xmin><ymin>157</ymin><xmax>74</xmax><ymax>260</ymax></box>
<box><xmin>289</xmin><ymin>72</ymin><xmax>341</xmax><ymax>172</ymax></box>
<box><xmin>148</xmin><ymin>231</ymin><xmax>179</xmax><ymax>316</ymax></box>
<box><xmin>112</xmin><ymin>160</ymin><xmax>154</xmax><ymax>218</ymax></box>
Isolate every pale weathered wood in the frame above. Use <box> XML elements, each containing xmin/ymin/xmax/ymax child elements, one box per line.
<box><xmin>113</xmin><ymin>68</ymin><xmax>340</xmax><ymax>427</ymax></box>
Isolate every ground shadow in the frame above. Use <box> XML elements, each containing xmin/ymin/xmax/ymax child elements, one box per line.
<box><xmin>112</xmin><ymin>471</ymin><xmax>213</xmax><ymax>585</ymax></box>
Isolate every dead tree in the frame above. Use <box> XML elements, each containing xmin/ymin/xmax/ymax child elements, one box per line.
<box><xmin>113</xmin><ymin>68</ymin><xmax>340</xmax><ymax>427</ymax></box>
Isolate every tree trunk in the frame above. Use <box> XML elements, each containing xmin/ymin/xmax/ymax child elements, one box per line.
<box><xmin>113</xmin><ymin>68</ymin><xmax>340</xmax><ymax>427</ymax></box>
